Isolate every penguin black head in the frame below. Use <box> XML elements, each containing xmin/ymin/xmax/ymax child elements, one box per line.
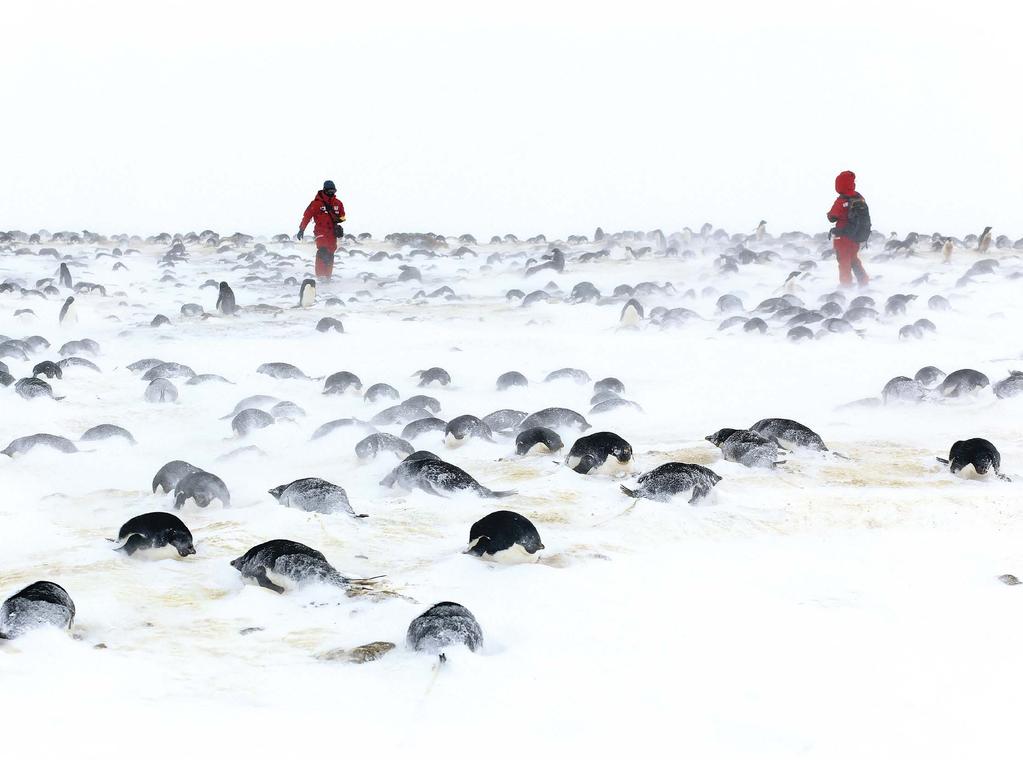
<box><xmin>705</xmin><ymin>428</ymin><xmax>740</xmax><ymax>447</ymax></box>
<box><xmin>268</xmin><ymin>484</ymin><xmax>287</xmax><ymax>499</ymax></box>
<box><xmin>612</xmin><ymin>441</ymin><xmax>633</xmax><ymax>463</ymax></box>
<box><xmin>168</xmin><ymin>531</ymin><xmax>197</xmax><ymax>557</ymax></box>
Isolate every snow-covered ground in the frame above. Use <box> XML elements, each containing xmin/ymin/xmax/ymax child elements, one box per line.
<box><xmin>2</xmin><ymin>229</ymin><xmax>1022</xmax><ymax>758</ymax></box>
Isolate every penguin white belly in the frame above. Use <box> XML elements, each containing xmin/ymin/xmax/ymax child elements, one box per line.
<box><xmin>619</xmin><ymin>305</ymin><xmax>641</xmax><ymax>327</ymax></box>
<box><xmin>131</xmin><ymin>544</ymin><xmax>183</xmax><ymax>561</ymax></box>
<box><xmin>485</xmin><ymin>543</ymin><xmax>541</xmax><ymax>565</ymax></box>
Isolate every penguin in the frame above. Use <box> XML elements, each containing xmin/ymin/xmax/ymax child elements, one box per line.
<box><xmin>144</xmin><ymin>378</ymin><xmax>178</xmax><ymax>403</ymax></box>
<box><xmin>465</xmin><ymin>510</ymin><xmax>544</xmax><ymax>563</ymax></box>
<box><xmin>216</xmin><ymin>281</ymin><xmax>237</xmax><ymax>315</ymax></box>
<box><xmin>515</xmin><ymin>426</ymin><xmax>564</xmax><ymax>456</ymax></box>
<box><xmin>323</xmin><ymin>371</ymin><xmax>363</xmax><ymax>395</ymax></box>
<box><xmin>937</xmin><ymin>438</ymin><xmax>1009</xmax><ymax>480</ymax></box>
<box><xmin>256</xmin><ymin>362</ymin><xmax>313</xmax><ymax>380</ymax></box>
<box><xmin>565</xmin><ymin>432</ymin><xmax>634</xmax><ymax>475</ymax></box>
<box><xmin>112</xmin><ymin>512</ymin><xmax>196</xmax><ymax>559</ymax></box>
<box><xmin>58</xmin><ymin>296</ymin><xmax>77</xmax><ymax>325</ymax></box>
<box><xmin>937</xmin><ymin>368</ymin><xmax>989</xmax><ymax>397</ymax></box>
<box><xmin>619</xmin><ymin>299</ymin><xmax>644</xmax><ymax>327</ymax></box>
<box><xmin>406</xmin><ymin>602</ymin><xmax>483</xmax><ymax>654</ymax></box>
<box><xmin>381</xmin><ymin>455</ymin><xmax>515</xmax><ymax>498</ymax></box>
<box><xmin>14</xmin><ymin>378</ymin><xmax>63</xmax><ymax>400</ymax></box>
<box><xmin>705</xmin><ymin>428</ymin><xmax>784</xmax><ymax>468</ymax></box>
<box><xmin>754</xmin><ymin>220</ymin><xmax>767</xmax><ymax>242</ymax></box>
<box><xmin>496</xmin><ymin>371</ymin><xmax>529</xmax><ymax>390</ymax></box>
<box><xmin>173</xmin><ymin>470</ymin><xmax>231</xmax><ymax>508</ymax></box>
<box><xmin>994</xmin><ymin>371</ymin><xmax>1023</xmax><ymax>399</ymax></box>
<box><xmin>355</xmin><ymin>432</ymin><xmax>415</xmax><ymax>461</ymax></box>
<box><xmin>231</xmin><ymin>408</ymin><xmax>275</xmax><ymax>437</ymax></box>
<box><xmin>57</xmin><ymin>262</ymin><xmax>73</xmax><ymax>288</ymax></box>
<box><xmin>32</xmin><ymin>360</ymin><xmax>62</xmax><ymax>380</ymax></box>
<box><xmin>80</xmin><ymin>424</ymin><xmax>136</xmax><ymax>444</ymax></box>
<box><xmin>941</xmin><ymin>237</ymin><xmax>954</xmax><ymax>263</ymax></box>
<box><xmin>620</xmin><ymin>462</ymin><xmax>722</xmax><ymax>503</ymax></box>
<box><xmin>401</xmin><ymin>417</ymin><xmax>448</xmax><ymax>442</ymax></box>
<box><xmin>416</xmin><ymin>367</ymin><xmax>451</xmax><ymax>387</ymax></box>
<box><xmin>518</xmin><ymin>407</ymin><xmax>591</xmax><ymax>433</ymax></box>
<box><xmin>0</xmin><ymin>581</ymin><xmax>76</xmax><ymax>639</ymax></box>
<box><xmin>268</xmin><ymin>478</ymin><xmax>362</xmax><ymax>515</ymax></box>
<box><xmin>152</xmin><ymin>460</ymin><xmax>202</xmax><ymax>493</ymax></box>
<box><xmin>298</xmin><ymin>278</ymin><xmax>316</xmax><ymax>307</ymax></box>
<box><xmin>978</xmin><ymin>226</ymin><xmax>993</xmax><ymax>254</ymax></box>
<box><xmin>748</xmin><ymin>418</ymin><xmax>828</xmax><ymax>451</ymax></box>
<box><xmin>444</xmin><ymin>415</ymin><xmax>495</xmax><ymax>446</ymax></box>
<box><xmin>593</xmin><ymin>377</ymin><xmax>626</xmax><ymax>395</ymax></box>
<box><xmin>230</xmin><ymin>539</ymin><xmax>350</xmax><ymax>594</ymax></box>
<box><xmin>364</xmin><ymin>383</ymin><xmax>401</xmax><ymax>403</ymax></box>
<box><xmin>2</xmin><ymin>433</ymin><xmax>78</xmax><ymax>457</ymax></box>
<box><xmin>480</xmin><ymin>409</ymin><xmax>528</xmax><ymax>435</ymax></box>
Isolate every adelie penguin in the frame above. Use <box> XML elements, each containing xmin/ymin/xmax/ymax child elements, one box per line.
<box><xmin>382</xmin><ymin>453</ymin><xmax>515</xmax><ymax>498</ymax></box>
<box><xmin>515</xmin><ymin>426</ymin><xmax>563</xmax><ymax>456</ymax></box>
<box><xmin>57</xmin><ymin>262</ymin><xmax>73</xmax><ymax>289</ymax></box>
<box><xmin>565</xmin><ymin>432</ymin><xmax>633</xmax><ymax>475</ymax></box>
<box><xmin>705</xmin><ymin>428</ymin><xmax>784</xmax><ymax>468</ymax></box>
<box><xmin>268</xmin><ymin>478</ymin><xmax>364</xmax><ymax>516</ymax></box>
<box><xmin>0</xmin><ymin>581</ymin><xmax>76</xmax><ymax>639</ymax></box>
<box><xmin>230</xmin><ymin>539</ymin><xmax>352</xmax><ymax>594</ymax></box>
<box><xmin>173</xmin><ymin>470</ymin><xmax>231</xmax><ymax>508</ymax></box>
<box><xmin>406</xmin><ymin>602</ymin><xmax>483</xmax><ymax>656</ymax></box>
<box><xmin>298</xmin><ymin>278</ymin><xmax>316</xmax><ymax>308</ymax></box>
<box><xmin>58</xmin><ymin>296</ymin><xmax>77</xmax><ymax>326</ymax></box>
<box><xmin>465</xmin><ymin>510</ymin><xmax>544</xmax><ymax>564</ymax></box>
<box><xmin>111</xmin><ymin>512</ymin><xmax>196</xmax><ymax>559</ymax></box>
<box><xmin>216</xmin><ymin>281</ymin><xmax>238</xmax><ymax>315</ymax></box>
<box><xmin>621</xmin><ymin>462</ymin><xmax>722</xmax><ymax>503</ymax></box>
<box><xmin>937</xmin><ymin>438</ymin><xmax>1010</xmax><ymax>481</ymax></box>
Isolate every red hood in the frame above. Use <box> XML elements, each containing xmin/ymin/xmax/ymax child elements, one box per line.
<box><xmin>835</xmin><ymin>171</ymin><xmax>856</xmax><ymax>195</ymax></box>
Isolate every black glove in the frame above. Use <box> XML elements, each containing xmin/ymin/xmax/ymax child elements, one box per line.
<box><xmin>334</xmin><ymin>224</ymin><xmax>344</xmax><ymax>238</ymax></box>
<box><xmin>829</xmin><ymin>227</ymin><xmax>839</xmax><ymax>239</ymax></box>
<box><xmin>296</xmin><ymin>229</ymin><xmax>304</xmax><ymax>241</ymax></box>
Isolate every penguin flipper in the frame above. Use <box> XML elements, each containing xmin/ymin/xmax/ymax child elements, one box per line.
<box><xmin>255</xmin><ymin>569</ymin><xmax>286</xmax><ymax>594</ymax></box>
<box><xmin>620</xmin><ymin>484</ymin><xmax>639</xmax><ymax>498</ymax></box>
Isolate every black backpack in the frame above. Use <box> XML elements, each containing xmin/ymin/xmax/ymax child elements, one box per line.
<box><xmin>842</xmin><ymin>194</ymin><xmax>871</xmax><ymax>243</ymax></box>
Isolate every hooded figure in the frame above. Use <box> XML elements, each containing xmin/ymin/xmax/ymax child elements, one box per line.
<box><xmin>827</xmin><ymin>171</ymin><xmax>869</xmax><ymax>287</ymax></box>
<box><xmin>298</xmin><ymin>180</ymin><xmax>346</xmax><ymax>278</ymax></box>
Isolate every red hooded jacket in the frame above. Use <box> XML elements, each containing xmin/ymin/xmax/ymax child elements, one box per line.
<box><xmin>827</xmin><ymin>171</ymin><xmax>861</xmax><ymax>237</ymax></box>
<box><xmin>300</xmin><ymin>191</ymin><xmax>346</xmax><ymax>240</ymax></box>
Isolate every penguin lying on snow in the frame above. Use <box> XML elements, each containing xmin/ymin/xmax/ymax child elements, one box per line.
<box><xmin>466</xmin><ymin>510</ymin><xmax>544</xmax><ymax>563</ymax></box>
<box><xmin>112</xmin><ymin>512</ymin><xmax>196</xmax><ymax>558</ymax></box>
<box><xmin>565</xmin><ymin>432</ymin><xmax>633</xmax><ymax>474</ymax></box>
<box><xmin>938</xmin><ymin>438</ymin><xmax>1010</xmax><ymax>481</ymax></box>
<box><xmin>0</xmin><ymin>581</ymin><xmax>76</xmax><ymax>639</ymax></box>
<box><xmin>381</xmin><ymin>452</ymin><xmax>516</xmax><ymax>498</ymax></box>
<box><xmin>268</xmin><ymin>477</ymin><xmax>364</xmax><ymax>516</ymax></box>
<box><xmin>231</xmin><ymin>539</ymin><xmax>352</xmax><ymax>594</ymax></box>
<box><xmin>705</xmin><ymin>428</ymin><xmax>785</xmax><ymax>468</ymax></box>
<box><xmin>515</xmin><ymin>426</ymin><xmax>563</xmax><ymax>455</ymax></box>
<box><xmin>406</xmin><ymin>602</ymin><xmax>483</xmax><ymax>655</ymax></box>
<box><xmin>621</xmin><ymin>462</ymin><xmax>721</xmax><ymax>503</ymax></box>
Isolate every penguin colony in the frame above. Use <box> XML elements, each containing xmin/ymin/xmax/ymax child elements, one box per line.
<box><xmin>0</xmin><ymin>223</ymin><xmax>1019</xmax><ymax>660</ymax></box>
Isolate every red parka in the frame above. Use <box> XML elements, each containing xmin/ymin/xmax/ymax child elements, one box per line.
<box><xmin>300</xmin><ymin>191</ymin><xmax>346</xmax><ymax>240</ymax></box>
<box><xmin>826</xmin><ymin>170</ymin><xmax>861</xmax><ymax>238</ymax></box>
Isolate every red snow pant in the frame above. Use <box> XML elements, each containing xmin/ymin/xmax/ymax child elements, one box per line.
<box><xmin>314</xmin><ymin>235</ymin><xmax>337</xmax><ymax>278</ymax></box>
<box><xmin>834</xmin><ymin>236</ymin><xmax>868</xmax><ymax>286</ymax></box>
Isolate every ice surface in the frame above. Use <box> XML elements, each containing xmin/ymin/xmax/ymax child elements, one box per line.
<box><xmin>1</xmin><ymin>229</ymin><xmax>1023</xmax><ymax>758</ymax></box>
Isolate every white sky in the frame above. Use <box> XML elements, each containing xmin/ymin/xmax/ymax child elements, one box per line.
<box><xmin>3</xmin><ymin>0</ymin><xmax>1020</xmax><ymax>239</ymax></box>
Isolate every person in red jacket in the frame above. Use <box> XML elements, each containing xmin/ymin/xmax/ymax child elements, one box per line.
<box><xmin>827</xmin><ymin>170</ymin><xmax>869</xmax><ymax>287</ymax></box>
<box><xmin>298</xmin><ymin>180</ymin><xmax>346</xmax><ymax>278</ymax></box>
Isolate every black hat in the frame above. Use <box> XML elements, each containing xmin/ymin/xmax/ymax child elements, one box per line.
<box><xmin>323</xmin><ymin>180</ymin><xmax>336</xmax><ymax>192</ymax></box>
